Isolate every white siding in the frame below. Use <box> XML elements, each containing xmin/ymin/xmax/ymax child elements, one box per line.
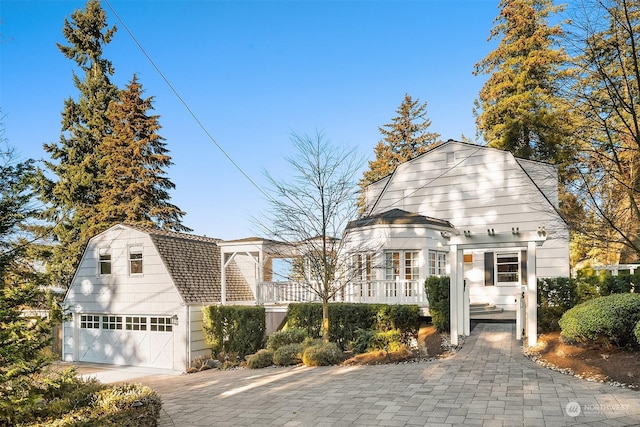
<box><xmin>368</xmin><ymin>142</ymin><xmax>570</xmax><ymax>279</ymax></box>
<box><xmin>188</xmin><ymin>305</ymin><xmax>211</xmax><ymax>363</ymax></box>
<box><xmin>63</xmin><ymin>225</ymin><xmax>187</xmax><ymax>370</ymax></box>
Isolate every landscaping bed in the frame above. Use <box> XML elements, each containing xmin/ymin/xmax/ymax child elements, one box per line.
<box><xmin>527</xmin><ymin>332</ymin><xmax>640</xmax><ymax>389</ymax></box>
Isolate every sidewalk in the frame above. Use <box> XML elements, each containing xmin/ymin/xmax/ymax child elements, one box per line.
<box><xmin>136</xmin><ymin>323</ymin><xmax>640</xmax><ymax>426</ymax></box>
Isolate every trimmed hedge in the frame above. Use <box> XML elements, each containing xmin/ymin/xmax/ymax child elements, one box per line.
<box><xmin>559</xmin><ymin>293</ymin><xmax>640</xmax><ymax>346</ymax></box>
<box><xmin>203</xmin><ymin>305</ymin><xmax>266</xmax><ymax>359</ymax></box>
<box><xmin>424</xmin><ymin>276</ymin><xmax>449</xmax><ymax>332</ymax></box>
<box><xmin>286</xmin><ymin>303</ymin><xmax>419</xmax><ymax>350</ymax></box>
<box><xmin>266</xmin><ymin>327</ymin><xmax>308</xmax><ymax>352</ymax></box>
<box><xmin>537</xmin><ymin>277</ymin><xmax>579</xmax><ymax>332</ymax></box>
<box><xmin>273</xmin><ymin>343</ymin><xmax>303</xmax><ymax>366</ymax></box>
<box><xmin>302</xmin><ymin>341</ymin><xmax>342</xmax><ymax>366</ymax></box>
<box><xmin>246</xmin><ymin>349</ymin><xmax>273</xmax><ymax>369</ymax></box>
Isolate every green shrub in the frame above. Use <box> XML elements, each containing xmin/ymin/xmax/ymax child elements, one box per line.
<box><xmin>266</xmin><ymin>327</ymin><xmax>308</xmax><ymax>351</ymax></box>
<box><xmin>600</xmin><ymin>274</ymin><xmax>635</xmax><ymax>295</ymax></box>
<box><xmin>302</xmin><ymin>342</ymin><xmax>342</xmax><ymax>366</ymax></box>
<box><xmin>537</xmin><ymin>277</ymin><xmax>578</xmax><ymax>332</ymax></box>
<box><xmin>246</xmin><ymin>349</ymin><xmax>273</xmax><ymax>369</ymax></box>
<box><xmin>351</xmin><ymin>328</ymin><xmax>376</xmax><ymax>354</ymax></box>
<box><xmin>425</xmin><ymin>276</ymin><xmax>449</xmax><ymax>332</ymax></box>
<box><xmin>351</xmin><ymin>328</ymin><xmax>404</xmax><ymax>354</ymax></box>
<box><xmin>273</xmin><ymin>343</ymin><xmax>303</xmax><ymax>366</ymax></box>
<box><xmin>203</xmin><ymin>305</ymin><xmax>266</xmax><ymax>359</ymax></box>
<box><xmin>559</xmin><ymin>293</ymin><xmax>640</xmax><ymax>346</ymax></box>
<box><xmin>370</xmin><ymin>329</ymin><xmax>403</xmax><ymax>352</ymax></box>
<box><xmin>286</xmin><ymin>302</ymin><xmax>419</xmax><ymax>350</ymax></box>
<box><xmin>24</xmin><ymin>380</ymin><xmax>161</xmax><ymax>427</ymax></box>
<box><xmin>635</xmin><ymin>321</ymin><xmax>640</xmax><ymax>345</ymax></box>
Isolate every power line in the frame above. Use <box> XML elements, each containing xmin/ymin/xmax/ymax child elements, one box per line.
<box><xmin>104</xmin><ymin>0</ymin><xmax>270</xmax><ymax>200</ymax></box>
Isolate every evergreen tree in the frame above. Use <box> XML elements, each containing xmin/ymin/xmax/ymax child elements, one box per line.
<box><xmin>39</xmin><ymin>1</ymin><xmax>191</xmax><ymax>288</ymax></box>
<box><xmin>473</xmin><ymin>0</ymin><xmax>573</xmax><ymax>164</ymax></box>
<box><xmin>39</xmin><ymin>0</ymin><xmax>118</xmax><ymax>288</ymax></box>
<box><xmin>359</xmin><ymin>94</ymin><xmax>440</xmax><ymax>210</ymax></box>
<box><xmin>0</xmin><ymin>135</ymin><xmax>51</xmax><ymax>424</ymax></box>
<box><xmin>98</xmin><ymin>75</ymin><xmax>190</xmax><ymax>231</ymax></box>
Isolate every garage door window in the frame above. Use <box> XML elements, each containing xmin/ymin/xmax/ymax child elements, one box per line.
<box><xmin>80</xmin><ymin>314</ymin><xmax>100</xmax><ymax>329</ymax></box>
<box><xmin>150</xmin><ymin>317</ymin><xmax>173</xmax><ymax>332</ymax></box>
<box><xmin>102</xmin><ymin>315</ymin><xmax>123</xmax><ymax>330</ymax></box>
<box><xmin>125</xmin><ymin>316</ymin><xmax>147</xmax><ymax>331</ymax></box>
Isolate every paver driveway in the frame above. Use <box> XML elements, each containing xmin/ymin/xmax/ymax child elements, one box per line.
<box><xmin>140</xmin><ymin>323</ymin><xmax>640</xmax><ymax>426</ymax></box>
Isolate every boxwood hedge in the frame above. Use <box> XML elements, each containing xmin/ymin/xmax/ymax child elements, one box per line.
<box><xmin>559</xmin><ymin>293</ymin><xmax>640</xmax><ymax>346</ymax></box>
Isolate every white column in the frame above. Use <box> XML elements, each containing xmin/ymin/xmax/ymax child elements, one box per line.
<box><xmin>527</xmin><ymin>241</ymin><xmax>537</xmax><ymax>346</ymax></box>
<box><xmin>449</xmin><ymin>245</ymin><xmax>460</xmax><ymax>346</ymax></box>
<box><xmin>463</xmin><ymin>276</ymin><xmax>470</xmax><ymax>336</ymax></box>
<box><xmin>221</xmin><ymin>253</ymin><xmax>227</xmax><ymax>305</ymax></box>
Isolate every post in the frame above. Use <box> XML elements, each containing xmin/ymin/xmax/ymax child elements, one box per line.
<box><xmin>449</xmin><ymin>245</ymin><xmax>460</xmax><ymax>346</ymax></box>
<box><xmin>221</xmin><ymin>253</ymin><xmax>227</xmax><ymax>305</ymax></box>
<box><xmin>526</xmin><ymin>241</ymin><xmax>537</xmax><ymax>346</ymax></box>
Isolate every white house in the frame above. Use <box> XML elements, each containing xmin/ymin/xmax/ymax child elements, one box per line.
<box><xmin>343</xmin><ymin>140</ymin><xmax>570</xmax><ymax>345</ymax></box>
<box><xmin>62</xmin><ymin>224</ymin><xmax>254</xmax><ymax>371</ymax></box>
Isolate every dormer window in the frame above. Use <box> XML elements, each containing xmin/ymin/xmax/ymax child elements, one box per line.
<box><xmin>129</xmin><ymin>245</ymin><xmax>143</xmax><ymax>275</ymax></box>
<box><xmin>99</xmin><ymin>248</ymin><xmax>111</xmax><ymax>275</ymax></box>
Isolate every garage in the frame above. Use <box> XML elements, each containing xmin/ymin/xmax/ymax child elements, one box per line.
<box><xmin>77</xmin><ymin>314</ymin><xmax>174</xmax><ymax>370</ymax></box>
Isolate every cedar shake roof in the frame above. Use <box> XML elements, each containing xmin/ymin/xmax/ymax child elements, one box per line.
<box><xmin>345</xmin><ymin>208</ymin><xmax>454</xmax><ymax>230</ymax></box>
<box><xmin>124</xmin><ymin>225</ymin><xmax>254</xmax><ymax>304</ymax></box>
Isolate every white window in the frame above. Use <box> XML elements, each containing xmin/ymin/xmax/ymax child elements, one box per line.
<box><xmin>150</xmin><ymin>317</ymin><xmax>173</xmax><ymax>332</ymax></box>
<box><xmin>125</xmin><ymin>316</ymin><xmax>147</xmax><ymax>331</ymax></box>
<box><xmin>129</xmin><ymin>246</ymin><xmax>143</xmax><ymax>275</ymax></box>
<box><xmin>496</xmin><ymin>252</ymin><xmax>520</xmax><ymax>284</ymax></box>
<box><xmin>428</xmin><ymin>250</ymin><xmax>447</xmax><ymax>276</ymax></box>
<box><xmin>353</xmin><ymin>253</ymin><xmax>374</xmax><ymax>297</ymax></box>
<box><xmin>385</xmin><ymin>251</ymin><xmax>420</xmax><ymax>297</ymax></box>
<box><xmin>102</xmin><ymin>315</ymin><xmax>123</xmax><ymax>330</ymax></box>
<box><xmin>80</xmin><ymin>314</ymin><xmax>100</xmax><ymax>329</ymax></box>
<box><xmin>99</xmin><ymin>248</ymin><xmax>111</xmax><ymax>275</ymax></box>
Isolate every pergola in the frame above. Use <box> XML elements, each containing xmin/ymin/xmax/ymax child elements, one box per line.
<box><xmin>446</xmin><ymin>228</ymin><xmax>547</xmax><ymax>347</ymax></box>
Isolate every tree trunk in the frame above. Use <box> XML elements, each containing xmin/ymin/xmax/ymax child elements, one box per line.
<box><xmin>322</xmin><ymin>297</ymin><xmax>330</xmax><ymax>343</ymax></box>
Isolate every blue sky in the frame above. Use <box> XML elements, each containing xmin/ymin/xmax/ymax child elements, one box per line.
<box><xmin>2</xmin><ymin>0</ymin><xmax>502</xmax><ymax>239</ymax></box>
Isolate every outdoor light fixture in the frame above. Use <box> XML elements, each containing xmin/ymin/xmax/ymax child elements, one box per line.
<box><xmin>487</xmin><ymin>228</ymin><xmax>495</xmax><ymax>236</ymax></box>
<box><xmin>512</xmin><ymin>227</ymin><xmax>520</xmax><ymax>235</ymax></box>
<box><xmin>171</xmin><ymin>314</ymin><xmax>179</xmax><ymax>326</ymax></box>
<box><xmin>463</xmin><ymin>230</ymin><xmax>472</xmax><ymax>237</ymax></box>
<box><xmin>537</xmin><ymin>226</ymin><xmax>546</xmax><ymax>236</ymax></box>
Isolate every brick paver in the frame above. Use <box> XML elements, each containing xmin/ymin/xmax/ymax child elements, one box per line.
<box><xmin>140</xmin><ymin>323</ymin><xmax>640</xmax><ymax>426</ymax></box>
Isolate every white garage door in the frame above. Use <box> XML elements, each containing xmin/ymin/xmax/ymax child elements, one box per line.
<box><xmin>78</xmin><ymin>314</ymin><xmax>174</xmax><ymax>369</ymax></box>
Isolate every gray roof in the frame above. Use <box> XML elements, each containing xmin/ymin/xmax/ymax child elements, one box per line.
<box><xmin>346</xmin><ymin>209</ymin><xmax>454</xmax><ymax>230</ymax></box>
<box><xmin>125</xmin><ymin>225</ymin><xmax>254</xmax><ymax>304</ymax></box>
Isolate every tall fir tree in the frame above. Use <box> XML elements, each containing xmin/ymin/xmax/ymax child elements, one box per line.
<box><xmin>40</xmin><ymin>0</ymin><xmax>118</xmax><ymax>288</ymax></box>
<box><xmin>98</xmin><ymin>75</ymin><xmax>190</xmax><ymax>231</ymax></box>
<box><xmin>473</xmin><ymin>0</ymin><xmax>573</xmax><ymax>165</ymax></box>
<box><xmin>358</xmin><ymin>94</ymin><xmax>440</xmax><ymax>211</ymax></box>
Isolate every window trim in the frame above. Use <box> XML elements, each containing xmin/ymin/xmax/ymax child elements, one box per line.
<box><xmin>129</xmin><ymin>245</ymin><xmax>143</xmax><ymax>275</ymax></box>
<box><xmin>98</xmin><ymin>247</ymin><xmax>112</xmax><ymax>276</ymax></box>
<box><xmin>495</xmin><ymin>251</ymin><xmax>521</xmax><ymax>285</ymax></box>
<box><xmin>428</xmin><ymin>250</ymin><xmax>447</xmax><ymax>276</ymax></box>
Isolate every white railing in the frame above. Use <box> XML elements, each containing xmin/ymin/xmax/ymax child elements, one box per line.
<box><xmin>256</xmin><ymin>280</ymin><xmax>428</xmax><ymax>305</ymax></box>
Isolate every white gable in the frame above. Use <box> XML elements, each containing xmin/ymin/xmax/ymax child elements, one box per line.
<box><xmin>368</xmin><ymin>141</ymin><xmax>565</xmax><ymax>236</ymax></box>
<box><xmin>64</xmin><ymin>224</ymin><xmax>183</xmax><ymax>313</ymax></box>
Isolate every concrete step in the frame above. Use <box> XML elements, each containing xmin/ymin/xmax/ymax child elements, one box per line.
<box><xmin>469</xmin><ymin>302</ymin><xmax>504</xmax><ymax>314</ymax></box>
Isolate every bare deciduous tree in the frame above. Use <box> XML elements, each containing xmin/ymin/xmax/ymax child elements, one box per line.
<box><xmin>255</xmin><ymin>131</ymin><xmax>367</xmax><ymax>342</ymax></box>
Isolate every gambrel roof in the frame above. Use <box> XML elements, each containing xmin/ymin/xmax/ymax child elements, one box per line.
<box><xmin>122</xmin><ymin>224</ymin><xmax>254</xmax><ymax>304</ymax></box>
